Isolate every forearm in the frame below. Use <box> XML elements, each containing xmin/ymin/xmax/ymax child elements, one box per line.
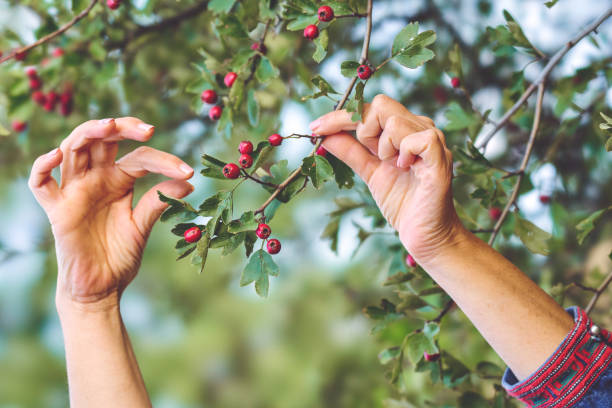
<box><xmin>415</xmin><ymin>226</ymin><xmax>574</xmax><ymax>380</ymax></box>
<box><xmin>57</xmin><ymin>295</ymin><xmax>152</xmax><ymax>408</ymax></box>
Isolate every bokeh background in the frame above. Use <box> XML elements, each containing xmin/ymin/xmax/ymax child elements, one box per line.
<box><xmin>1</xmin><ymin>0</ymin><xmax>611</xmax><ymax>407</ymax></box>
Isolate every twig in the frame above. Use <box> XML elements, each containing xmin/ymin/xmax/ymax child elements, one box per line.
<box><xmin>459</xmin><ymin>85</ymin><xmax>496</xmax><ymax>126</ymax></box>
<box><xmin>476</xmin><ymin>7</ymin><xmax>612</xmax><ymax>150</ymax></box>
<box><xmin>568</xmin><ymin>282</ymin><xmax>598</xmax><ymax>294</ymax></box>
<box><xmin>335</xmin><ymin>13</ymin><xmax>368</xmax><ymax>19</ymax></box>
<box><xmin>0</xmin><ymin>0</ymin><xmax>99</xmax><ymax>65</ymax></box>
<box><xmin>585</xmin><ymin>269</ymin><xmax>612</xmax><ymax>314</ymax></box>
<box><xmin>254</xmin><ymin>0</ymin><xmax>374</xmax><ymax>215</ymax></box>
<box><xmin>488</xmin><ymin>82</ymin><xmax>545</xmax><ymax>246</ymax></box>
<box><xmin>429</xmin><ymin>299</ymin><xmax>455</xmax><ymax>324</ymax></box>
<box><xmin>245</xmin><ymin>20</ymin><xmax>272</xmax><ymax>85</ymax></box>
<box><xmin>241</xmin><ymin>170</ymin><xmax>279</xmax><ymax>189</ymax></box>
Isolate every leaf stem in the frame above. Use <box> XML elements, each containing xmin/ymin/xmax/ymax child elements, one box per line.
<box><xmin>585</xmin><ymin>268</ymin><xmax>612</xmax><ymax>314</ymax></box>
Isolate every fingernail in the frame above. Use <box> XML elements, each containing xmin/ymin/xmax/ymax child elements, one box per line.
<box><xmin>396</xmin><ymin>156</ymin><xmax>407</xmax><ymax>168</ymax></box>
<box><xmin>138</xmin><ymin>123</ymin><xmax>154</xmax><ymax>132</ymax></box>
<box><xmin>180</xmin><ymin>164</ymin><xmax>194</xmax><ymax>175</ymax></box>
<box><xmin>309</xmin><ymin>118</ymin><xmax>321</xmax><ymax>131</ymax></box>
<box><xmin>100</xmin><ymin>118</ymin><xmax>114</xmax><ymax>124</ymax></box>
<box><xmin>47</xmin><ymin>148</ymin><xmax>60</xmax><ymax>157</ymax></box>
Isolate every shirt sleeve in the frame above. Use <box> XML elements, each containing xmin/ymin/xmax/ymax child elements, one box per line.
<box><xmin>501</xmin><ymin>307</ymin><xmax>612</xmax><ymax>408</ymax></box>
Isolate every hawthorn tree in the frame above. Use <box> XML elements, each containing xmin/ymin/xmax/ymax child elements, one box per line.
<box><xmin>1</xmin><ymin>0</ymin><xmax>611</xmax><ymax>406</ymax></box>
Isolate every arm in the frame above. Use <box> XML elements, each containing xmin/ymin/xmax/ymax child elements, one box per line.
<box><xmin>311</xmin><ymin>94</ymin><xmax>574</xmax><ymax>380</ymax></box>
<box><xmin>28</xmin><ymin>118</ymin><xmax>195</xmax><ymax>407</ymax></box>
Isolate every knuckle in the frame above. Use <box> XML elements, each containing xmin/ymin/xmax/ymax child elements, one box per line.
<box><xmin>133</xmin><ymin>145</ymin><xmax>153</xmax><ymax>155</ymax></box>
<box><xmin>385</xmin><ymin>115</ymin><xmax>402</xmax><ymax>131</ymax></box>
<box><xmin>372</xmin><ymin>94</ymin><xmax>391</xmax><ymax>108</ymax></box>
<box><xmin>418</xmin><ymin>115</ymin><xmax>435</xmax><ymax>127</ymax></box>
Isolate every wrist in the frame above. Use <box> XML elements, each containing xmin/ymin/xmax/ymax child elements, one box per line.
<box><xmin>56</xmin><ymin>290</ymin><xmax>121</xmax><ymax>319</ymax></box>
<box><xmin>415</xmin><ymin>224</ymin><xmax>475</xmax><ymax>271</ymax></box>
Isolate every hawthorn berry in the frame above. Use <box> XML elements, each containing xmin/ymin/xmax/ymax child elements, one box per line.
<box><xmin>256</xmin><ymin>223</ymin><xmax>271</xmax><ymax>239</ymax></box>
<box><xmin>223</xmin><ymin>163</ymin><xmax>240</xmax><ymax>179</ymax></box>
<box><xmin>184</xmin><ymin>227</ymin><xmax>202</xmax><ymax>243</ymax></box>
<box><xmin>60</xmin><ymin>103</ymin><xmax>73</xmax><ymax>117</ymax></box>
<box><xmin>451</xmin><ymin>77</ymin><xmax>461</xmax><ymax>88</ymax></box>
<box><xmin>224</xmin><ymin>72</ymin><xmax>238</xmax><ymax>88</ymax></box>
<box><xmin>318</xmin><ymin>5</ymin><xmax>334</xmax><ymax>22</ymax></box>
<box><xmin>539</xmin><ymin>195</ymin><xmax>551</xmax><ymax>204</ymax></box>
<box><xmin>52</xmin><ymin>48</ymin><xmax>64</xmax><ymax>58</ymax></box>
<box><xmin>201</xmin><ymin>89</ymin><xmax>218</xmax><ymax>104</ymax></box>
<box><xmin>15</xmin><ymin>51</ymin><xmax>27</xmax><ymax>61</ymax></box>
<box><xmin>405</xmin><ymin>254</ymin><xmax>417</xmax><ymax>268</ymax></box>
<box><xmin>424</xmin><ymin>352</ymin><xmax>440</xmax><ymax>362</ymax></box>
<box><xmin>209</xmin><ymin>105</ymin><xmax>223</xmax><ymax>120</ymax></box>
<box><xmin>29</xmin><ymin>77</ymin><xmax>42</xmax><ymax>90</ymax></box>
<box><xmin>107</xmin><ymin>0</ymin><xmax>121</xmax><ymax>9</ymax></box>
<box><xmin>31</xmin><ymin>91</ymin><xmax>47</xmax><ymax>105</ymax></box>
<box><xmin>238</xmin><ymin>140</ymin><xmax>253</xmax><ymax>155</ymax></box>
<box><xmin>489</xmin><ymin>207</ymin><xmax>502</xmax><ymax>221</ymax></box>
<box><xmin>12</xmin><ymin>121</ymin><xmax>27</xmax><ymax>132</ymax></box>
<box><xmin>357</xmin><ymin>65</ymin><xmax>372</xmax><ymax>80</ymax></box>
<box><xmin>239</xmin><ymin>154</ymin><xmax>253</xmax><ymax>168</ymax></box>
<box><xmin>316</xmin><ymin>146</ymin><xmax>327</xmax><ymax>156</ymax></box>
<box><xmin>303</xmin><ymin>24</ymin><xmax>319</xmax><ymax>40</ymax></box>
<box><xmin>268</xmin><ymin>133</ymin><xmax>283</xmax><ymax>146</ymax></box>
<box><xmin>44</xmin><ymin>100</ymin><xmax>55</xmax><ymax>112</ymax></box>
<box><xmin>60</xmin><ymin>90</ymin><xmax>73</xmax><ymax>105</ymax></box>
<box><xmin>250</xmin><ymin>42</ymin><xmax>267</xmax><ymax>54</ymax></box>
<box><xmin>267</xmin><ymin>238</ymin><xmax>281</xmax><ymax>254</ymax></box>
<box><xmin>25</xmin><ymin>67</ymin><xmax>37</xmax><ymax>78</ymax></box>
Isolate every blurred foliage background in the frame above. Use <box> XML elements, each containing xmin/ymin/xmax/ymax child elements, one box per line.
<box><xmin>1</xmin><ymin>0</ymin><xmax>611</xmax><ymax>407</ymax></box>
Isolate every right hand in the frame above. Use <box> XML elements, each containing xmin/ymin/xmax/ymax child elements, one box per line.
<box><xmin>29</xmin><ymin>118</ymin><xmax>194</xmax><ymax>311</ymax></box>
<box><xmin>311</xmin><ymin>95</ymin><xmax>465</xmax><ymax>265</ymax></box>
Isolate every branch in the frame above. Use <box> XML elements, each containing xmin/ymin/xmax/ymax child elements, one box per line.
<box><xmin>476</xmin><ymin>7</ymin><xmax>612</xmax><ymax>150</ymax></box>
<box><xmin>106</xmin><ymin>1</ymin><xmax>210</xmax><ymax>50</ymax></box>
<box><xmin>254</xmin><ymin>0</ymin><xmax>374</xmax><ymax>216</ymax></box>
<box><xmin>429</xmin><ymin>299</ymin><xmax>455</xmax><ymax>324</ymax></box>
<box><xmin>0</xmin><ymin>0</ymin><xmax>99</xmax><ymax>65</ymax></box>
<box><xmin>585</xmin><ymin>269</ymin><xmax>612</xmax><ymax>314</ymax></box>
<box><xmin>488</xmin><ymin>82</ymin><xmax>545</xmax><ymax>246</ymax></box>
<box><xmin>241</xmin><ymin>170</ymin><xmax>279</xmax><ymax>189</ymax></box>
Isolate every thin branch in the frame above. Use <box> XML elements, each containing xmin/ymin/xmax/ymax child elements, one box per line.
<box><xmin>241</xmin><ymin>170</ymin><xmax>279</xmax><ymax>189</ymax></box>
<box><xmin>585</xmin><ymin>269</ymin><xmax>612</xmax><ymax>314</ymax></box>
<box><xmin>0</xmin><ymin>0</ymin><xmax>99</xmax><ymax>65</ymax></box>
<box><xmin>568</xmin><ymin>282</ymin><xmax>598</xmax><ymax>294</ymax></box>
<box><xmin>488</xmin><ymin>82</ymin><xmax>545</xmax><ymax>246</ymax></box>
<box><xmin>254</xmin><ymin>0</ymin><xmax>374</xmax><ymax>215</ymax></box>
<box><xmin>476</xmin><ymin>7</ymin><xmax>612</xmax><ymax>150</ymax></box>
<box><xmin>245</xmin><ymin>20</ymin><xmax>272</xmax><ymax>85</ymax></box>
<box><xmin>429</xmin><ymin>299</ymin><xmax>455</xmax><ymax>324</ymax></box>
<box><xmin>459</xmin><ymin>85</ymin><xmax>496</xmax><ymax>126</ymax></box>
<box><xmin>335</xmin><ymin>13</ymin><xmax>368</xmax><ymax>19</ymax></box>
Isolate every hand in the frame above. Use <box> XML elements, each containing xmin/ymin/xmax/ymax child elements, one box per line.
<box><xmin>311</xmin><ymin>95</ymin><xmax>464</xmax><ymax>264</ymax></box>
<box><xmin>29</xmin><ymin>117</ymin><xmax>194</xmax><ymax>310</ymax></box>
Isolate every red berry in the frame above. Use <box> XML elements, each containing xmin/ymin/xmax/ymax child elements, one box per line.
<box><xmin>256</xmin><ymin>223</ymin><xmax>271</xmax><ymax>239</ymax></box>
<box><xmin>209</xmin><ymin>105</ymin><xmax>223</xmax><ymax>120</ymax></box>
<box><xmin>60</xmin><ymin>91</ymin><xmax>73</xmax><ymax>105</ymax></box>
<box><xmin>357</xmin><ymin>65</ymin><xmax>373</xmax><ymax>80</ymax></box>
<box><xmin>15</xmin><ymin>51</ymin><xmax>27</xmax><ymax>61</ymax></box>
<box><xmin>268</xmin><ymin>133</ymin><xmax>283</xmax><ymax>146</ymax></box>
<box><xmin>539</xmin><ymin>195</ymin><xmax>551</xmax><ymax>204</ymax></box>
<box><xmin>303</xmin><ymin>24</ymin><xmax>319</xmax><ymax>40</ymax></box>
<box><xmin>107</xmin><ymin>0</ymin><xmax>121</xmax><ymax>9</ymax></box>
<box><xmin>29</xmin><ymin>78</ymin><xmax>42</xmax><ymax>90</ymax></box>
<box><xmin>223</xmin><ymin>163</ymin><xmax>240</xmax><ymax>179</ymax></box>
<box><xmin>316</xmin><ymin>146</ymin><xmax>327</xmax><ymax>156</ymax></box>
<box><xmin>239</xmin><ymin>154</ymin><xmax>253</xmax><ymax>168</ymax></box>
<box><xmin>451</xmin><ymin>77</ymin><xmax>460</xmax><ymax>88</ymax></box>
<box><xmin>43</xmin><ymin>100</ymin><xmax>55</xmax><ymax>112</ymax></box>
<box><xmin>25</xmin><ymin>66</ymin><xmax>37</xmax><ymax>78</ymax></box>
<box><xmin>224</xmin><ymin>72</ymin><xmax>238</xmax><ymax>88</ymax></box>
<box><xmin>238</xmin><ymin>140</ymin><xmax>253</xmax><ymax>155</ymax></box>
<box><xmin>184</xmin><ymin>227</ymin><xmax>202</xmax><ymax>243</ymax></box>
<box><xmin>424</xmin><ymin>352</ymin><xmax>440</xmax><ymax>362</ymax></box>
<box><xmin>318</xmin><ymin>5</ymin><xmax>334</xmax><ymax>22</ymax></box>
<box><xmin>31</xmin><ymin>91</ymin><xmax>47</xmax><ymax>105</ymax></box>
<box><xmin>52</xmin><ymin>48</ymin><xmax>64</xmax><ymax>58</ymax></box>
<box><xmin>60</xmin><ymin>102</ymin><xmax>73</xmax><ymax>117</ymax></box>
<box><xmin>201</xmin><ymin>89</ymin><xmax>218</xmax><ymax>104</ymax></box>
<box><xmin>489</xmin><ymin>207</ymin><xmax>502</xmax><ymax>221</ymax></box>
<box><xmin>250</xmin><ymin>42</ymin><xmax>267</xmax><ymax>54</ymax></box>
<box><xmin>266</xmin><ymin>238</ymin><xmax>281</xmax><ymax>254</ymax></box>
<box><xmin>405</xmin><ymin>254</ymin><xmax>417</xmax><ymax>268</ymax></box>
<box><xmin>11</xmin><ymin>121</ymin><xmax>27</xmax><ymax>132</ymax></box>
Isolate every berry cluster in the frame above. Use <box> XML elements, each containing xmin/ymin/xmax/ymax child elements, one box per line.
<box><xmin>25</xmin><ymin>66</ymin><xmax>74</xmax><ymax>116</ymax></box>
<box><xmin>107</xmin><ymin>0</ymin><xmax>122</xmax><ymax>10</ymax></box>
<box><xmin>200</xmin><ymin>71</ymin><xmax>240</xmax><ymax>121</ymax></box>
<box><xmin>183</xmin><ymin>222</ymin><xmax>281</xmax><ymax>255</ymax></box>
<box><xmin>302</xmin><ymin>5</ymin><xmax>335</xmax><ymax>41</ymax></box>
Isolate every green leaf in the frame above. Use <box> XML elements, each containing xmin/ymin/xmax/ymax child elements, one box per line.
<box><xmin>392</xmin><ymin>23</ymin><xmax>419</xmax><ymax>56</ymax></box>
<box><xmin>475</xmin><ymin>361</ymin><xmax>504</xmax><ymax>378</ymax></box>
<box><xmin>208</xmin><ymin>0</ymin><xmax>238</xmax><ymax>13</ymax></box>
<box><xmin>171</xmin><ymin>223</ymin><xmax>198</xmax><ymax>236</ymax></box>
<box><xmin>448</xmin><ymin>43</ymin><xmax>463</xmax><ymax>78</ymax></box>
<box><xmin>313</xmin><ymin>29</ymin><xmax>328</xmax><ymax>63</ymax></box>
<box><xmin>192</xmin><ymin>233</ymin><xmax>211</xmax><ymax>273</ymax></box>
<box><xmin>340</xmin><ymin>60</ymin><xmax>360</xmax><ymax>78</ymax></box>
<box><xmin>444</xmin><ymin>102</ymin><xmax>479</xmax><ymax>132</ymax></box>
<box><xmin>576</xmin><ymin>207</ymin><xmax>611</xmax><ymax>245</ymax></box>
<box><xmin>176</xmin><ymin>244</ymin><xmax>197</xmax><ymax>261</ymax></box>
<box><xmin>458</xmin><ymin>391</ymin><xmax>489</xmax><ymax>408</ymax></box>
<box><xmin>301</xmin><ymin>155</ymin><xmax>334</xmax><ymax>189</ymax></box>
<box><xmin>311</xmin><ymin>75</ymin><xmax>340</xmax><ymax>95</ymax></box>
<box><xmin>214</xmin><ymin>15</ymin><xmax>248</xmax><ymax>38</ymax></box>
<box><xmin>228</xmin><ymin>211</ymin><xmax>258</xmax><ymax>233</ymax></box>
<box><xmin>199</xmin><ymin>191</ymin><xmax>232</xmax><ymax>216</ymax></box>
<box><xmin>247</xmin><ymin>89</ymin><xmax>260</xmax><ymax>126</ymax></box>
<box><xmin>240</xmin><ymin>249</ymin><xmax>279</xmax><ymax>297</ymax></box>
<box><xmin>514</xmin><ymin>215</ymin><xmax>552</xmax><ymax>255</ymax></box>
<box><xmin>544</xmin><ymin>0</ymin><xmax>559</xmax><ymax>7</ymax></box>
<box><xmin>201</xmin><ymin>154</ymin><xmax>228</xmax><ymax>179</ymax></box>
<box><xmin>221</xmin><ymin>232</ymin><xmax>246</xmax><ymax>255</ymax></box>
<box><xmin>503</xmin><ymin>10</ymin><xmax>539</xmax><ymax>55</ymax></box>
<box><xmin>321</xmin><ymin>217</ymin><xmax>340</xmax><ymax>252</ymax></box>
<box><xmin>396</xmin><ymin>292</ymin><xmax>428</xmax><ymax>311</ymax></box>
<box><xmin>394</xmin><ymin>47</ymin><xmax>435</xmax><ymax>69</ymax></box>
<box><xmin>383</xmin><ymin>272</ymin><xmax>415</xmax><ymax>286</ymax></box>
<box><xmin>255</xmin><ymin>57</ymin><xmax>280</xmax><ymax>83</ymax></box>
<box><xmin>71</xmin><ymin>0</ymin><xmax>88</xmax><ymax>12</ymax></box>
<box><xmin>403</xmin><ymin>332</ymin><xmax>437</xmax><ymax>364</ymax></box>
<box><xmin>378</xmin><ymin>347</ymin><xmax>401</xmax><ymax>365</ymax></box>
<box><xmin>391</xmin><ymin>23</ymin><xmax>436</xmax><ymax>69</ymax></box>
<box><xmin>327</xmin><ymin>154</ymin><xmax>355</xmax><ymax>189</ymax></box>
<box><xmin>158</xmin><ymin>192</ymin><xmax>198</xmax><ymax>222</ymax></box>
<box><xmin>286</xmin><ymin>15</ymin><xmax>319</xmax><ymax>31</ymax></box>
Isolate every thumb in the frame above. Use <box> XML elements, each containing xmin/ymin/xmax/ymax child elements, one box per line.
<box><xmin>133</xmin><ymin>179</ymin><xmax>194</xmax><ymax>236</ymax></box>
<box><xmin>322</xmin><ymin>132</ymin><xmax>379</xmax><ymax>183</ymax></box>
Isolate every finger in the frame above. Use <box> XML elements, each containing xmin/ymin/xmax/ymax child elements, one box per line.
<box><xmin>378</xmin><ymin>118</ymin><xmax>447</xmax><ymax>161</ymax></box>
<box><xmin>71</xmin><ymin>117</ymin><xmax>154</xmax><ymax>151</ymax></box>
<box><xmin>88</xmin><ymin>118</ymin><xmax>155</xmax><ymax>168</ymax></box>
<box><xmin>133</xmin><ymin>179</ymin><xmax>194</xmax><ymax>236</ymax></box>
<box><xmin>115</xmin><ymin>146</ymin><xmax>194</xmax><ymax>179</ymax></box>
<box><xmin>29</xmin><ymin>148</ymin><xmax>63</xmax><ymax>212</ymax></box>
<box><xmin>321</xmin><ymin>132</ymin><xmax>379</xmax><ymax>183</ymax></box>
<box><xmin>310</xmin><ymin>109</ymin><xmax>358</xmax><ymax>135</ymax></box>
<box><xmin>396</xmin><ymin>129</ymin><xmax>447</xmax><ymax>169</ymax></box>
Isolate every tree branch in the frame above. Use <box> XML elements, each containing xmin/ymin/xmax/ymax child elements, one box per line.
<box><xmin>476</xmin><ymin>7</ymin><xmax>612</xmax><ymax>150</ymax></box>
<box><xmin>254</xmin><ymin>0</ymin><xmax>374</xmax><ymax>216</ymax></box>
<box><xmin>0</xmin><ymin>0</ymin><xmax>99</xmax><ymax>65</ymax></box>
<box><xmin>585</xmin><ymin>269</ymin><xmax>612</xmax><ymax>314</ymax></box>
<box><xmin>488</xmin><ymin>82</ymin><xmax>546</xmax><ymax>246</ymax></box>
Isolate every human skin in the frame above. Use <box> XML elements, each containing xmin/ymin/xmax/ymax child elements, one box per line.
<box><xmin>29</xmin><ymin>96</ymin><xmax>573</xmax><ymax>406</ymax></box>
